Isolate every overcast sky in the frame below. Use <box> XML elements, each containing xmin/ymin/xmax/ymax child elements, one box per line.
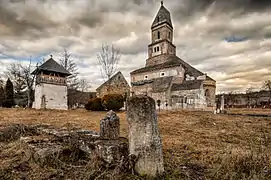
<box><xmin>0</xmin><ymin>0</ymin><xmax>271</xmax><ymax>93</ymax></box>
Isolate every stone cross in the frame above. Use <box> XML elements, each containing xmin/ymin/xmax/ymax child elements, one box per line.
<box><xmin>100</xmin><ymin>110</ymin><xmax>120</xmax><ymax>140</ymax></box>
<box><xmin>126</xmin><ymin>95</ymin><xmax>164</xmax><ymax>177</ymax></box>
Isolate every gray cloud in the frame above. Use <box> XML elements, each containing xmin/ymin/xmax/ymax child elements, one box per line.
<box><xmin>0</xmin><ymin>0</ymin><xmax>271</xmax><ymax>93</ymax></box>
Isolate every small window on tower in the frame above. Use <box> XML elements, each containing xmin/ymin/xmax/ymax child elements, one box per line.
<box><xmin>157</xmin><ymin>16</ymin><xmax>160</xmax><ymax>22</ymax></box>
<box><xmin>160</xmin><ymin>72</ymin><xmax>165</xmax><ymax>77</ymax></box>
<box><xmin>158</xmin><ymin>31</ymin><xmax>160</xmax><ymax>39</ymax></box>
<box><xmin>157</xmin><ymin>46</ymin><xmax>160</xmax><ymax>51</ymax></box>
<box><xmin>144</xmin><ymin>75</ymin><xmax>148</xmax><ymax>80</ymax></box>
<box><xmin>168</xmin><ymin>32</ymin><xmax>171</xmax><ymax>39</ymax></box>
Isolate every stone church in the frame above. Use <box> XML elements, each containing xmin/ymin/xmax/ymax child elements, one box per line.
<box><xmin>96</xmin><ymin>71</ymin><xmax>130</xmax><ymax>98</ymax></box>
<box><xmin>32</xmin><ymin>55</ymin><xmax>71</xmax><ymax>110</ymax></box>
<box><xmin>130</xmin><ymin>1</ymin><xmax>216</xmax><ymax>110</ymax></box>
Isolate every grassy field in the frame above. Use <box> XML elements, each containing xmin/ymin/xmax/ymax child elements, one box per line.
<box><xmin>226</xmin><ymin>108</ymin><xmax>271</xmax><ymax>115</ymax></box>
<box><xmin>0</xmin><ymin>108</ymin><xmax>270</xmax><ymax>179</ymax></box>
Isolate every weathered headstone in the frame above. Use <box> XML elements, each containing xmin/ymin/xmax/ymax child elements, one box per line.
<box><xmin>127</xmin><ymin>95</ymin><xmax>164</xmax><ymax>177</ymax></box>
<box><xmin>100</xmin><ymin>110</ymin><xmax>120</xmax><ymax>140</ymax></box>
<box><xmin>220</xmin><ymin>95</ymin><xmax>225</xmax><ymax>111</ymax></box>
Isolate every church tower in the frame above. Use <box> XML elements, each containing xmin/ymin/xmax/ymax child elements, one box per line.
<box><xmin>31</xmin><ymin>55</ymin><xmax>71</xmax><ymax>110</ymax></box>
<box><xmin>130</xmin><ymin>1</ymin><xmax>216</xmax><ymax>110</ymax></box>
<box><xmin>146</xmin><ymin>1</ymin><xmax>176</xmax><ymax>66</ymax></box>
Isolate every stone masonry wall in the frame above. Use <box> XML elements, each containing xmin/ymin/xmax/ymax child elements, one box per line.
<box><xmin>151</xmin><ymin>24</ymin><xmax>173</xmax><ymax>43</ymax></box>
<box><xmin>171</xmin><ymin>88</ymin><xmax>207</xmax><ymax>109</ymax></box>
<box><xmin>97</xmin><ymin>74</ymin><xmax>130</xmax><ymax>98</ymax></box>
<box><xmin>203</xmin><ymin>85</ymin><xmax>216</xmax><ymax>107</ymax></box>
<box><xmin>146</xmin><ymin>45</ymin><xmax>176</xmax><ymax>65</ymax></box>
<box><xmin>131</xmin><ymin>65</ymin><xmax>184</xmax><ymax>83</ymax></box>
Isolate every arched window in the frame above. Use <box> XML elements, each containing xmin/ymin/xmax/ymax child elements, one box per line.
<box><xmin>205</xmin><ymin>89</ymin><xmax>210</xmax><ymax>97</ymax></box>
<box><xmin>158</xmin><ymin>31</ymin><xmax>160</xmax><ymax>39</ymax></box>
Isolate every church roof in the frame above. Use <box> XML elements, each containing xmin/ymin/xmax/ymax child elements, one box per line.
<box><xmin>151</xmin><ymin>76</ymin><xmax>173</xmax><ymax>93</ymax></box>
<box><xmin>151</xmin><ymin>1</ymin><xmax>172</xmax><ymax>28</ymax></box>
<box><xmin>31</xmin><ymin>56</ymin><xmax>71</xmax><ymax>76</ymax></box>
<box><xmin>131</xmin><ymin>76</ymin><xmax>173</xmax><ymax>92</ymax></box>
<box><xmin>171</xmin><ymin>80</ymin><xmax>203</xmax><ymax>91</ymax></box>
<box><xmin>131</xmin><ymin>55</ymin><xmax>204</xmax><ymax>78</ymax></box>
<box><xmin>96</xmin><ymin>71</ymin><xmax>130</xmax><ymax>91</ymax></box>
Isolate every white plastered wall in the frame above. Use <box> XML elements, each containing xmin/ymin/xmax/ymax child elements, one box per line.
<box><xmin>33</xmin><ymin>83</ymin><xmax>68</xmax><ymax>110</ymax></box>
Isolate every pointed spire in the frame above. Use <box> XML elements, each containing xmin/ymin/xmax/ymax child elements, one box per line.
<box><xmin>151</xmin><ymin>1</ymin><xmax>172</xmax><ymax>28</ymax></box>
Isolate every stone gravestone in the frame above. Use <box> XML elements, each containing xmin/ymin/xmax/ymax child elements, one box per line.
<box><xmin>97</xmin><ymin>111</ymin><xmax>128</xmax><ymax>164</ymax></box>
<box><xmin>127</xmin><ymin>95</ymin><xmax>164</xmax><ymax>177</ymax></box>
<box><xmin>220</xmin><ymin>95</ymin><xmax>225</xmax><ymax>111</ymax></box>
<box><xmin>100</xmin><ymin>110</ymin><xmax>120</xmax><ymax>140</ymax></box>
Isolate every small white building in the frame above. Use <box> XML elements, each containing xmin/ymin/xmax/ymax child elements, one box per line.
<box><xmin>32</xmin><ymin>55</ymin><xmax>71</xmax><ymax>110</ymax></box>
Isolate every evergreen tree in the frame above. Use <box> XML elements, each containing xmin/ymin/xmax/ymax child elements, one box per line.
<box><xmin>3</xmin><ymin>78</ymin><xmax>15</xmax><ymax>108</ymax></box>
<box><xmin>0</xmin><ymin>86</ymin><xmax>4</xmax><ymax>107</ymax></box>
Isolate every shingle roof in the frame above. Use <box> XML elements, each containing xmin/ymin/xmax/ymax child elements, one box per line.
<box><xmin>131</xmin><ymin>55</ymin><xmax>204</xmax><ymax>78</ymax></box>
<box><xmin>151</xmin><ymin>76</ymin><xmax>173</xmax><ymax>93</ymax></box>
<box><xmin>32</xmin><ymin>57</ymin><xmax>71</xmax><ymax>75</ymax></box>
<box><xmin>152</xmin><ymin>2</ymin><xmax>172</xmax><ymax>28</ymax></box>
<box><xmin>96</xmin><ymin>71</ymin><xmax>130</xmax><ymax>91</ymax></box>
<box><xmin>131</xmin><ymin>76</ymin><xmax>173</xmax><ymax>93</ymax></box>
<box><xmin>171</xmin><ymin>80</ymin><xmax>203</xmax><ymax>91</ymax></box>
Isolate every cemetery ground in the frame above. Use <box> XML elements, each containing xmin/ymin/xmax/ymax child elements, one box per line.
<box><xmin>0</xmin><ymin>108</ymin><xmax>270</xmax><ymax>179</ymax></box>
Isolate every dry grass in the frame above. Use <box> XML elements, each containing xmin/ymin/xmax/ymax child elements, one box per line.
<box><xmin>227</xmin><ymin>108</ymin><xmax>271</xmax><ymax>115</ymax></box>
<box><xmin>0</xmin><ymin>108</ymin><xmax>270</xmax><ymax>179</ymax></box>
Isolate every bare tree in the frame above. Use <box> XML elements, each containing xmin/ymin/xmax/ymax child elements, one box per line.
<box><xmin>5</xmin><ymin>63</ymin><xmax>27</xmax><ymax>99</ymax></box>
<box><xmin>263</xmin><ymin>80</ymin><xmax>271</xmax><ymax>106</ymax></box>
<box><xmin>97</xmin><ymin>43</ymin><xmax>120</xmax><ymax>81</ymax></box>
<box><xmin>5</xmin><ymin>57</ymin><xmax>37</xmax><ymax>108</ymax></box>
<box><xmin>59</xmin><ymin>49</ymin><xmax>80</xmax><ymax>107</ymax></box>
<box><xmin>59</xmin><ymin>49</ymin><xmax>79</xmax><ymax>90</ymax></box>
<box><xmin>78</xmin><ymin>78</ymin><xmax>90</xmax><ymax>92</ymax></box>
<box><xmin>245</xmin><ymin>87</ymin><xmax>253</xmax><ymax>107</ymax></box>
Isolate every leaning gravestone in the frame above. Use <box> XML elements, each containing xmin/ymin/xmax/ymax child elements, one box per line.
<box><xmin>126</xmin><ymin>95</ymin><xmax>164</xmax><ymax>177</ymax></box>
<box><xmin>100</xmin><ymin>110</ymin><xmax>120</xmax><ymax>140</ymax></box>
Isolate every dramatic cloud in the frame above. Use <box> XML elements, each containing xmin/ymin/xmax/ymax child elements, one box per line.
<box><xmin>0</xmin><ymin>0</ymin><xmax>271</xmax><ymax>93</ymax></box>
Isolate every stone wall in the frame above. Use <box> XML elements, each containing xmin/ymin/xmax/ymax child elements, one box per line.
<box><xmin>151</xmin><ymin>24</ymin><xmax>173</xmax><ymax>43</ymax></box>
<box><xmin>203</xmin><ymin>85</ymin><xmax>216</xmax><ymax>107</ymax></box>
<box><xmin>97</xmin><ymin>73</ymin><xmax>130</xmax><ymax>98</ymax></box>
<box><xmin>171</xmin><ymin>88</ymin><xmax>207</xmax><ymax>109</ymax></box>
<box><xmin>131</xmin><ymin>65</ymin><xmax>184</xmax><ymax>83</ymax></box>
<box><xmin>131</xmin><ymin>83</ymin><xmax>152</xmax><ymax>96</ymax></box>
<box><xmin>146</xmin><ymin>45</ymin><xmax>176</xmax><ymax>66</ymax></box>
<box><xmin>146</xmin><ymin>54</ymin><xmax>167</xmax><ymax>66</ymax></box>
<box><xmin>33</xmin><ymin>83</ymin><xmax>68</xmax><ymax>110</ymax></box>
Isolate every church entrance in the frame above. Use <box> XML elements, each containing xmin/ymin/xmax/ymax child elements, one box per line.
<box><xmin>205</xmin><ymin>89</ymin><xmax>212</xmax><ymax>107</ymax></box>
<box><xmin>41</xmin><ymin>95</ymin><xmax>46</xmax><ymax>109</ymax></box>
